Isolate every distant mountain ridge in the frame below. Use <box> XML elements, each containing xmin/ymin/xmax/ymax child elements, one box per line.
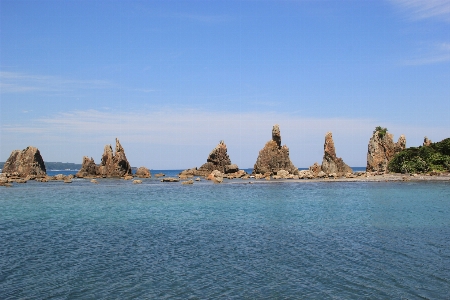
<box><xmin>0</xmin><ymin>162</ymin><xmax>82</xmax><ymax>171</ymax></box>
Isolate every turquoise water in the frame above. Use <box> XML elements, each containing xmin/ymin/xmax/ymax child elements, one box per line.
<box><xmin>1</xmin><ymin>179</ymin><xmax>449</xmax><ymax>299</ymax></box>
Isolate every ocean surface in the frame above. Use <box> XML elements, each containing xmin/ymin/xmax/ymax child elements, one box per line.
<box><xmin>1</xmin><ymin>174</ymin><xmax>449</xmax><ymax>299</ymax></box>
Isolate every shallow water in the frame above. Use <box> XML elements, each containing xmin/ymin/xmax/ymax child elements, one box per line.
<box><xmin>1</xmin><ymin>179</ymin><xmax>449</xmax><ymax>299</ymax></box>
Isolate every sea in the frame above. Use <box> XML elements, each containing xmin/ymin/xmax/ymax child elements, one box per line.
<box><xmin>1</xmin><ymin>169</ymin><xmax>449</xmax><ymax>299</ymax></box>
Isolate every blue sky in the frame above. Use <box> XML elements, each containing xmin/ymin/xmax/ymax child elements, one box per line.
<box><xmin>1</xmin><ymin>0</ymin><xmax>449</xmax><ymax>169</ymax></box>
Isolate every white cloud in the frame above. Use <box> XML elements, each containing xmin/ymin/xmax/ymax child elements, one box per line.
<box><xmin>391</xmin><ymin>0</ymin><xmax>450</xmax><ymax>21</ymax></box>
<box><xmin>2</xmin><ymin>109</ymin><xmax>448</xmax><ymax>169</ymax></box>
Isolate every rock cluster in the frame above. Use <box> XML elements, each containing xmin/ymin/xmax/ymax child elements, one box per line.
<box><xmin>179</xmin><ymin>140</ymin><xmax>241</xmax><ymax>177</ymax></box>
<box><xmin>321</xmin><ymin>132</ymin><xmax>352</xmax><ymax>176</ymax></box>
<box><xmin>366</xmin><ymin>129</ymin><xmax>406</xmax><ymax>173</ymax></box>
<box><xmin>76</xmin><ymin>138</ymin><xmax>132</xmax><ymax>178</ymax></box>
<box><xmin>253</xmin><ymin>124</ymin><xmax>298</xmax><ymax>175</ymax></box>
<box><xmin>2</xmin><ymin>146</ymin><xmax>46</xmax><ymax>178</ymax></box>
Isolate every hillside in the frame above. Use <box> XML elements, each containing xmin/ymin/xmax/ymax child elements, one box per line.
<box><xmin>388</xmin><ymin>138</ymin><xmax>450</xmax><ymax>173</ymax></box>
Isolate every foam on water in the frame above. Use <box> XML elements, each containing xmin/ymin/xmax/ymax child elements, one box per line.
<box><xmin>1</xmin><ymin>180</ymin><xmax>449</xmax><ymax>298</ymax></box>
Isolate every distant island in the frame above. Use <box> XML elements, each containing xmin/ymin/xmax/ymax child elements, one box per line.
<box><xmin>0</xmin><ymin>161</ymin><xmax>82</xmax><ymax>171</ymax></box>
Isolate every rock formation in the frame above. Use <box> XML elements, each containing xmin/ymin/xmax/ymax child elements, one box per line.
<box><xmin>253</xmin><ymin>124</ymin><xmax>298</xmax><ymax>175</ymax></box>
<box><xmin>135</xmin><ymin>166</ymin><xmax>151</xmax><ymax>178</ymax></box>
<box><xmin>423</xmin><ymin>137</ymin><xmax>432</xmax><ymax>147</ymax></box>
<box><xmin>366</xmin><ymin>128</ymin><xmax>406</xmax><ymax>173</ymax></box>
<box><xmin>179</xmin><ymin>140</ymin><xmax>240</xmax><ymax>177</ymax></box>
<box><xmin>2</xmin><ymin>146</ymin><xmax>46</xmax><ymax>177</ymax></box>
<box><xmin>98</xmin><ymin>138</ymin><xmax>132</xmax><ymax>177</ymax></box>
<box><xmin>76</xmin><ymin>157</ymin><xmax>99</xmax><ymax>178</ymax></box>
<box><xmin>76</xmin><ymin>138</ymin><xmax>132</xmax><ymax>178</ymax></box>
<box><xmin>321</xmin><ymin>132</ymin><xmax>352</xmax><ymax>176</ymax></box>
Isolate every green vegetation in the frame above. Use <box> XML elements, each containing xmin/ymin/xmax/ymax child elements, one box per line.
<box><xmin>388</xmin><ymin>138</ymin><xmax>450</xmax><ymax>173</ymax></box>
<box><xmin>374</xmin><ymin>126</ymin><xmax>388</xmax><ymax>139</ymax></box>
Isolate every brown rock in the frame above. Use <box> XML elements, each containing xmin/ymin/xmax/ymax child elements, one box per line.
<box><xmin>253</xmin><ymin>125</ymin><xmax>298</xmax><ymax>175</ymax></box>
<box><xmin>98</xmin><ymin>138</ymin><xmax>132</xmax><ymax>177</ymax></box>
<box><xmin>423</xmin><ymin>136</ymin><xmax>432</xmax><ymax>147</ymax></box>
<box><xmin>309</xmin><ymin>162</ymin><xmax>321</xmax><ymax>177</ymax></box>
<box><xmin>321</xmin><ymin>132</ymin><xmax>352</xmax><ymax>176</ymax></box>
<box><xmin>161</xmin><ymin>177</ymin><xmax>179</xmax><ymax>182</ymax></box>
<box><xmin>135</xmin><ymin>166</ymin><xmax>151</xmax><ymax>178</ymax></box>
<box><xmin>2</xmin><ymin>146</ymin><xmax>46</xmax><ymax>178</ymax></box>
<box><xmin>76</xmin><ymin>157</ymin><xmax>99</xmax><ymax>178</ymax></box>
<box><xmin>180</xmin><ymin>140</ymin><xmax>239</xmax><ymax>176</ymax></box>
<box><xmin>366</xmin><ymin>128</ymin><xmax>406</xmax><ymax>173</ymax></box>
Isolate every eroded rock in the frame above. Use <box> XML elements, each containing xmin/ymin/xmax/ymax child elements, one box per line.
<box><xmin>253</xmin><ymin>125</ymin><xmax>298</xmax><ymax>175</ymax></box>
<box><xmin>367</xmin><ymin>128</ymin><xmax>406</xmax><ymax>173</ymax></box>
<box><xmin>321</xmin><ymin>132</ymin><xmax>352</xmax><ymax>177</ymax></box>
<box><xmin>2</xmin><ymin>146</ymin><xmax>46</xmax><ymax>178</ymax></box>
<box><xmin>135</xmin><ymin>167</ymin><xmax>151</xmax><ymax>178</ymax></box>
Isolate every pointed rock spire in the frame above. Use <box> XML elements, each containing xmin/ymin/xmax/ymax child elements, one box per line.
<box><xmin>321</xmin><ymin>132</ymin><xmax>352</xmax><ymax>176</ymax></box>
<box><xmin>253</xmin><ymin>124</ymin><xmax>298</xmax><ymax>175</ymax></box>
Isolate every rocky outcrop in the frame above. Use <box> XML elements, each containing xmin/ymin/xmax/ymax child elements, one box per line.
<box><xmin>135</xmin><ymin>167</ymin><xmax>151</xmax><ymax>178</ymax></box>
<box><xmin>366</xmin><ymin>128</ymin><xmax>406</xmax><ymax>173</ymax></box>
<box><xmin>423</xmin><ymin>137</ymin><xmax>432</xmax><ymax>147</ymax></box>
<box><xmin>76</xmin><ymin>138</ymin><xmax>132</xmax><ymax>178</ymax></box>
<box><xmin>98</xmin><ymin>139</ymin><xmax>132</xmax><ymax>177</ymax></box>
<box><xmin>180</xmin><ymin>140</ymin><xmax>240</xmax><ymax>177</ymax></box>
<box><xmin>76</xmin><ymin>157</ymin><xmax>99</xmax><ymax>178</ymax></box>
<box><xmin>253</xmin><ymin>125</ymin><xmax>298</xmax><ymax>175</ymax></box>
<box><xmin>2</xmin><ymin>146</ymin><xmax>46</xmax><ymax>178</ymax></box>
<box><xmin>321</xmin><ymin>132</ymin><xmax>352</xmax><ymax>176</ymax></box>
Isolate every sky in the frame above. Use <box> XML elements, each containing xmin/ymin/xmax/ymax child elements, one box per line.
<box><xmin>1</xmin><ymin>0</ymin><xmax>449</xmax><ymax>169</ymax></box>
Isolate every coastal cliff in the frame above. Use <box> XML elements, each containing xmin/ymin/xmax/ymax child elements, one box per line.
<box><xmin>2</xmin><ymin>146</ymin><xmax>46</xmax><ymax>178</ymax></box>
<box><xmin>253</xmin><ymin>124</ymin><xmax>298</xmax><ymax>175</ymax></box>
<box><xmin>366</xmin><ymin>127</ymin><xmax>406</xmax><ymax>173</ymax></box>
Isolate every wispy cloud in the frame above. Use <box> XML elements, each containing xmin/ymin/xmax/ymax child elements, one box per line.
<box><xmin>391</xmin><ymin>0</ymin><xmax>450</xmax><ymax>22</ymax></box>
<box><xmin>2</xmin><ymin>108</ymin><xmax>448</xmax><ymax>169</ymax></box>
<box><xmin>0</xmin><ymin>71</ymin><xmax>156</xmax><ymax>94</ymax></box>
<box><xmin>0</xmin><ymin>71</ymin><xmax>112</xmax><ymax>94</ymax></box>
<box><xmin>403</xmin><ymin>42</ymin><xmax>450</xmax><ymax>65</ymax></box>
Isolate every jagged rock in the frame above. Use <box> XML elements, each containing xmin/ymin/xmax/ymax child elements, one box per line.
<box><xmin>309</xmin><ymin>162</ymin><xmax>321</xmax><ymax>177</ymax></box>
<box><xmin>321</xmin><ymin>132</ymin><xmax>352</xmax><ymax>176</ymax></box>
<box><xmin>423</xmin><ymin>136</ymin><xmax>432</xmax><ymax>147</ymax></box>
<box><xmin>367</xmin><ymin>128</ymin><xmax>406</xmax><ymax>173</ymax></box>
<box><xmin>155</xmin><ymin>173</ymin><xmax>165</xmax><ymax>177</ymax></box>
<box><xmin>124</xmin><ymin>175</ymin><xmax>134</xmax><ymax>180</ymax></box>
<box><xmin>2</xmin><ymin>146</ymin><xmax>46</xmax><ymax>178</ymax></box>
<box><xmin>180</xmin><ymin>141</ymin><xmax>238</xmax><ymax>177</ymax></box>
<box><xmin>90</xmin><ymin>179</ymin><xmax>98</xmax><ymax>184</ymax></box>
<box><xmin>253</xmin><ymin>125</ymin><xmax>298</xmax><ymax>175</ymax></box>
<box><xmin>133</xmin><ymin>180</ymin><xmax>142</xmax><ymax>184</ymax></box>
<box><xmin>76</xmin><ymin>157</ymin><xmax>99</xmax><ymax>178</ymax></box>
<box><xmin>135</xmin><ymin>166</ymin><xmax>151</xmax><ymax>178</ymax></box>
<box><xmin>181</xmin><ymin>179</ymin><xmax>194</xmax><ymax>185</ymax></box>
<box><xmin>98</xmin><ymin>138</ymin><xmax>132</xmax><ymax>177</ymax></box>
<box><xmin>195</xmin><ymin>177</ymin><xmax>201</xmax><ymax>181</ymax></box>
